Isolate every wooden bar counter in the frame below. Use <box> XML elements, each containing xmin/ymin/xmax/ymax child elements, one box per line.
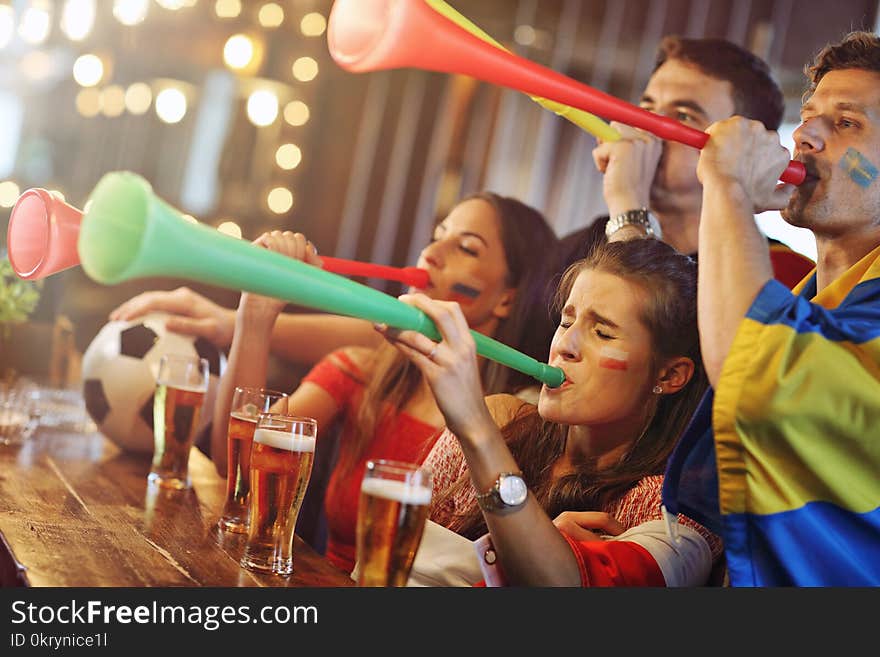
<box><xmin>0</xmin><ymin>421</ymin><xmax>354</xmax><ymax>587</ymax></box>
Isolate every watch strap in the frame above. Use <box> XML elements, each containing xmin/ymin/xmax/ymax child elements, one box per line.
<box><xmin>605</xmin><ymin>208</ymin><xmax>662</xmax><ymax>239</ymax></box>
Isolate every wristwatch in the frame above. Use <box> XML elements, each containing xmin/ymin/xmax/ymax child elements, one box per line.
<box><xmin>475</xmin><ymin>472</ymin><xmax>528</xmax><ymax>513</ymax></box>
<box><xmin>605</xmin><ymin>208</ymin><xmax>662</xmax><ymax>239</ymax></box>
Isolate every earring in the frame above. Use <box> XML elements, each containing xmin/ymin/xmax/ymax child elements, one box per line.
<box><xmin>652</xmin><ymin>385</ymin><xmax>663</xmax><ymax>395</ymax></box>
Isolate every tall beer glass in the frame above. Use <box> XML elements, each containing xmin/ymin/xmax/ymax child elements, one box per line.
<box><xmin>148</xmin><ymin>354</ymin><xmax>209</xmax><ymax>490</ymax></box>
<box><xmin>356</xmin><ymin>459</ymin><xmax>432</xmax><ymax>587</ymax></box>
<box><xmin>241</xmin><ymin>413</ymin><xmax>317</xmax><ymax>576</ymax></box>
<box><xmin>217</xmin><ymin>387</ymin><xmax>289</xmax><ymax>533</ymax></box>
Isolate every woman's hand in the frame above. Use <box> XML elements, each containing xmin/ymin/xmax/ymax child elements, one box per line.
<box><xmin>109</xmin><ymin>287</ymin><xmax>236</xmax><ymax>348</ymax></box>
<box><xmin>238</xmin><ymin>231</ymin><xmax>322</xmax><ymax>324</ymax></box>
<box><xmin>553</xmin><ymin>511</ymin><xmax>626</xmax><ymax>542</ymax></box>
<box><xmin>376</xmin><ymin>293</ymin><xmax>495</xmax><ymax>440</ymax></box>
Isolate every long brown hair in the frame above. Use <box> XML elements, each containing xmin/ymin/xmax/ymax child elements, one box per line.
<box><xmin>336</xmin><ymin>192</ymin><xmax>560</xmax><ymax>476</ymax></box>
<box><xmin>449</xmin><ymin>239</ymin><xmax>707</xmax><ymax>538</ymax></box>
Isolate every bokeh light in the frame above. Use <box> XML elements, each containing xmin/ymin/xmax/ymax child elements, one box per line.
<box><xmin>246</xmin><ymin>90</ymin><xmax>278</xmax><ymax>127</ymax></box>
<box><xmin>73</xmin><ymin>54</ymin><xmax>104</xmax><ymax>87</ymax></box>
<box><xmin>217</xmin><ymin>221</ymin><xmax>242</xmax><ymax>238</ymax></box>
<box><xmin>102</xmin><ymin>85</ymin><xmax>126</xmax><ymax>117</ymax></box>
<box><xmin>292</xmin><ymin>57</ymin><xmax>318</xmax><ymax>82</ymax></box>
<box><xmin>113</xmin><ymin>0</ymin><xmax>149</xmax><ymax>26</ymax></box>
<box><xmin>258</xmin><ymin>3</ymin><xmax>284</xmax><ymax>28</ymax></box>
<box><xmin>0</xmin><ymin>181</ymin><xmax>21</xmax><ymax>208</ymax></box>
<box><xmin>275</xmin><ymin>144</ymin><xmax>302</xmax><ymax>170</ymax></box>
<box><xmin>19</xmin><ymin>4</ymin><xmax>51</xmax><ymax>45</ymax></box>
<box><xmin>283</xmin><ymin>100</ymin><xmax>309</xmax><ymax>127</ymax></box>
<box><xmin>214</xmin><ymin>0</ymin><xmax>241</xmax><ymax>18</ymax></box>
<box><xmin>61</xmin><ymin>0</ymin><xmax>96</xmax><ymax>42</ymax></box>
<box><xmin>76</xmin><ymin>88</ymin><xmax>102</xmax><ymax>117</ymax></box>
<box><xmin>155</xmin><ymin>88</ymin><xmax>187</xmax><ymax>124</ymax></box>
<box><xmin>124</xmin><ymin>82</ymin><xmax>152</xmax><ymax>115</ymax></box>
<box><xmin>223</xmin><ymin>34</ymin><xmax>253</xmax><ymax>70</ymax></box>
<box><xmin>267</xmin><ymin>187</ymin><xmax>293</xmax><ymax>214</ymax></box>
<box><xmin>300</xmin><ymin>12</ymin><xmax>327</xmax><ymax>37</ymax></box>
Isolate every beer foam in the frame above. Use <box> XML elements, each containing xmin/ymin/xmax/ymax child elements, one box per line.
<box><xmin>253</xmin><ymin>428</ymin><xmax>316</xmax><ymax>453</ymax></box>
<box><xmin>230</xmin><ymin>411</ymin><xmax>258</xmax><ymax>423</ymax></box>
<box><xmin>361</xmin><ymin>478</ymin><xmax>432</xmax><ymax>505</ymax></box>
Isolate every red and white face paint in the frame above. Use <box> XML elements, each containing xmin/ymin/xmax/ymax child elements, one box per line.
<box><xmin>598</xmin><ymin>346</ymin><xmax>629</xmax><ymax>371</ymax></box>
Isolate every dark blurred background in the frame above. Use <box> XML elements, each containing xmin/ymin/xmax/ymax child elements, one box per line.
<box><xmin>1</xmin><ymin>0</ymin><xmax>877</xmax><ymax>389</ymax></box>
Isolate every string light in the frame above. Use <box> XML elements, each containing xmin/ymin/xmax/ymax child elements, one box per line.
<box><xmin>223</xmin><ymin>34</ymin><xmax>254</xmax><ymax>70</ymax></box>
<box><xmin>73</xmin><ymin>54</ymin><xmax>104</xmax><ymax>87</ymax></box>
<box><xmin>102</xmin><ymin>85</ymin><xmax>127</xmax><ymax>117</ymax></box>
<box><xmin>246</xmin><ymin>89</ymin><xmax>278</xmax><ymax>127</ymax></box>
<box><xmin>217</xmin><ymin>221</ymin><xmax>242</xmax><ymax>238</ymax></box>
<box><xmin>258</xmin><ymin>3</ymin><xmax>284</xmax><ymax>28</ymax></box>
<box><xmin>0</xmin><ymin>181</ymin><xmax>21</xmax><ymax>208</ymax></box>
<box><xmin>275</xmin><ymin>144</ymin><xmax>302</xmax><ymax>170</ymax></box>
<box><xmin>75</xmin><ymin>88</ymin><xmax>102</xmax><ymax>117</ymax></box>
<box><xmin>283</xmin><ymin>100</ymin><xmax>309</xmax><ymax>126</ymax></box>
<box><xmin>267</xmin><ymin>187</ymin><xmax>293</xmax><ymax>214</ymax></box>
<box><xmin>113</xmin><ymin>0</ymin><xmax>149</xmax><ymax>26</ymax></box>
<box><xmin>155</xmin><ymin>88</ymin><xmax>187</xmax><ymax>123</ymax></box>
<box><xmin>292</xmin><ymin>57</ymin><xmax>318</xmax><ymax>82</ymax></box>
<box><xmin>214</xmin><ymin>0</ymin><xmax>241</xmax><ymax>18</ymax></box>
<box><xmin>19</xmin><ymin>3</ymin><xmax>52</xmax><ymax>45</ymax></box>
<box><xmin>124</xmin><ymin>82</ymin><xmax>152</xmax><ymax>115</ymax></box>
<box><xmin>300</xmin><ymin>12</ymin><xmax>326</xmax><ymax>37</ymax></box>
<box><xmin>61</xmin><ymin>0</ymin><xmax>96</xmax><ymax>42</ymax></box>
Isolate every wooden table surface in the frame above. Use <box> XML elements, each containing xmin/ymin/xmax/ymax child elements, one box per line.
<box><xmin>0</xmin><ymin>420</ymin><xmax>354</xmax><ymax>587</ymax></box>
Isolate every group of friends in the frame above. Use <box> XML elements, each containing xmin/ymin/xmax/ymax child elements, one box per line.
<box><xmin>109</xmin><ymin>31</ymin><xmax>880</xmax><ymax>586</ymax></box>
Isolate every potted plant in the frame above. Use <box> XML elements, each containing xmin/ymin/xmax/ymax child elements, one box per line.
<box><xmin>0</xmin><ymin>250</ymin><xmax>43</xmax><ymax>381</ymax></box>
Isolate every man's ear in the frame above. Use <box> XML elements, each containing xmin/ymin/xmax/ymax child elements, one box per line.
<box><xmin>654</xmin><ymin>356</ymin><xmax>695</xmax><ymax>395</ymax></box>
<box><xmin>491</xmin><ymin>287</ymin><xmax>516</xmax><ymax>319</ymax></box>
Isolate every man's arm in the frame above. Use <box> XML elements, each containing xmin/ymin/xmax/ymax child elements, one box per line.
<box><xmin>696</xmin><ymin>117</ymin><xmax>795</xmax><ymax>385</ymax></box>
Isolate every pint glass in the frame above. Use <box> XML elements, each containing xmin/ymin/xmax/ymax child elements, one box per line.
<box><xmin>241</xmin><ymin>414</ymin><xmax>317</xmax><ymax>576</ymax></box>
<box><xmin>148</xmin><ymin>354</ymin><xmax>209</xmax><ymax>490</ymax></box>
<box><xmin>217</xmin><ymin>387</ymin><xmax>289</xmax><ymax>533</ymax></box>
<box><xmin>356</xmin><ymin>459</ymin><xmax>432</xmax><ymax>587</ymax></box>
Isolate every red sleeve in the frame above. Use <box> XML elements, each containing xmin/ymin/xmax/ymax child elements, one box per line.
<box><xmin>560</xmin><ymin>532</ymin><xmax>666</xmax><ymax>587</ymax></box>
<box><xmin>301</xmin><ymin>349</ymin><xmax>365</xmax><ymax>409</ymax></box>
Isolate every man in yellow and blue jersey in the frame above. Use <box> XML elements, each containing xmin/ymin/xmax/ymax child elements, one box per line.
<box><xmin>664</xmin><ymin>31</ymin><xmax>880</xmax><ymax>586</ymax></box>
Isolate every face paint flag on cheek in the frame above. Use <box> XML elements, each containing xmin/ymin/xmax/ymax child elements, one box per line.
<box><xmin>839</xmin><ymin>147</ymin><xmax>879</xmax><ymax>188</ymax></box>
<box><xmin>450</xmin><ymin>282</ymin><xmax>481</xmax><ymax>305</ymax></box>
<box><xmin>598</xmin><ymin>346</ymin><xmax>629</xmax><ymax>371</ymax></box>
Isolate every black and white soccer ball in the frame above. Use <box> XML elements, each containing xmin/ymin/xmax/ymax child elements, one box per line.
<box><xmin>81</xmin><ymin>312</ymin><xmax>226</xmax><ymax>453</ymax></box>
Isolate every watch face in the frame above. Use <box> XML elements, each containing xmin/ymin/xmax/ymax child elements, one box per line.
<box><xmin>498</xmin><ymin>475</ymin><xmax>528</xmax><ymax>506</ymax></box>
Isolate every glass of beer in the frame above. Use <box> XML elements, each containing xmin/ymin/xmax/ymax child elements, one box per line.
<box><xmin>355</xmin><ymin>459</ymin><xmax>432</xmax><ymax>587</ymax></box>
<box><xmin>217</xmin><ymin>387</ymin><xmax>289</xmax><ymax>534</ymax></box>
<box><xmin>147</xmin><ymin>354</ymin><xmax>209</xmax><ymax>490</ymax></box>
<box><xmin>240</xmin><ymin>413</ymin><xmax>317</xmax><ymax>576</ymax></box>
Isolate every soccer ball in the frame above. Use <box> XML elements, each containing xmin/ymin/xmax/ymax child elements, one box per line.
<box><xmin>81</xmin><ymin>312</ymin><xmax>226</xmax><ymax>454</ymax></box>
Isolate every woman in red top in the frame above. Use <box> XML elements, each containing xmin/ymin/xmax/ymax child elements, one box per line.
<box><xmin>212</xmin><ymin>193</ymin><xmax>559</xmax><ymax>573</ymax></box>
<box><xmin>382</xmin><ymin>239</ymin><xmax>718</xmax><ymax>586</ymax></box>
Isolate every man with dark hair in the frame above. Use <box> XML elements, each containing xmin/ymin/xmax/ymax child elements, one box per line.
<box><xmin>663</xmin><ymin>30</ymin><xmax>880</xmax><ymax>585</ymax></box>
<box><xmin>561</xmin><ymin>36</ymin><xmax>813</xmax><ymax>288</ymax></box>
